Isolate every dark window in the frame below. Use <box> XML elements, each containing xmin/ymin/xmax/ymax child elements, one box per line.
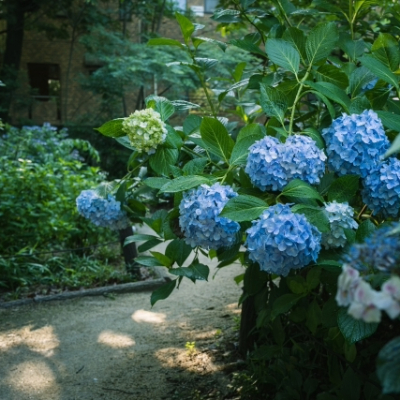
<box><xmin>204</xmin><ymin>0</ymin><xmax>219</xmax><ymax>13</ymax></box>
<box><xmin>27</xmin><ymin>63</ymin><xmax>61</xmax><ymax>101</ymax></box>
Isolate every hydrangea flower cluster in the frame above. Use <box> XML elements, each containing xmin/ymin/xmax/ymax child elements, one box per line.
<box><xmin>322</xmin><ymin>110</ymin><xmax>389</xmax><ymax>178</ymax></box>
<box><xmin>179</xmin><ymin>183</ymin><xmax>240</xmax><ymax>250</ymax></box>
<box><xmin>122</xmin><ymin>108</ymin><xmax>167</xmax><ymax>154</ymax></box>
<box><xmin>245</xmin><ymin>204</ymin><xmax>321</xmax><ymax>276</ymax></box>
<box><xmin>336</xmin><ymin>265</ymin><xmax>400</xmax><ymax>323</ymax></box>
<box><xmin>361</xmin><ymin>158</ymin><xmax>400</xmax><ymax>218</ymax></box>
<box><xmin>76</xmin><ymin>189</ymin><xmax>131</xmax><ymax>231</ymax></box>
<box><xmin>344</xmin><ymin>224</ymin><xmax>400</xmax><ymax>273</ymax></box>
<box><xmin>245</xmin><ymin>135</ymin><xmax>326</xmax><ymax>191</ymax></box>
<box><xmin>321</xmin><ymin>201</ymin><xmax>358</xmax><ymax>249</ymax></box>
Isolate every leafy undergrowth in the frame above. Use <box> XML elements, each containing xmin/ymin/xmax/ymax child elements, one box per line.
<box><xmin>0</xmin><ymin>244</ymin><xmax>150</xmax><ymax>303</ymax></box>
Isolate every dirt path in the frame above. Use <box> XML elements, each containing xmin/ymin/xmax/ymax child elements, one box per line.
<box><xmin>0</xmin><ymin>252</ymin><xmax>243</xmax><ymax>400</ymax></box>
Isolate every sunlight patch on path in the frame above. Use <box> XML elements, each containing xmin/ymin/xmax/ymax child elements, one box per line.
<box><xmin>97</xmin><ymin>330</ymin><xmax>135</xmax><ymax>348</ymax></box>
<box><xmin>131</xmin><ymin>309</ymin><xmax>166</xmax><ymax>324</ymax></box>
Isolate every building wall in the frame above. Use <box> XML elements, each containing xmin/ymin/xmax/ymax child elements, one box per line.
<box><xmin>8</xmin><ymin>0</ymin><xmax>220</xmax><ymax>126</ymax></box>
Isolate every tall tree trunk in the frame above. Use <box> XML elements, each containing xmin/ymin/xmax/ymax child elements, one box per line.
<box><xmin>0</xmin><ymin>0</ymin><xmax>25</xmax><ymax>121</ymax></box>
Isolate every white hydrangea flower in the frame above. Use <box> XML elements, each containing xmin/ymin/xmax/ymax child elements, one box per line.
<box><xmin>122</xmin><ymin>108</ymin><xmax>168</xmax><ymax>154</ymax></box>
<box><xmin>381</xmin><ymin>276</ymin><xmax>400</xmax><ymax>319</ymax></box>
<box><xmin>335</xmin><ymin>264</ymin><xmax>362</xmax><ymax>307</ymax></box>
<box><xmin>322</xmin><ymin>201</ymin><xmax>358</xmax><ymax>249</ymax></box>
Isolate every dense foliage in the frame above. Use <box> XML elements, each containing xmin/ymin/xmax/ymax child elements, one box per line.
<box><xmin>0</xmin><ymin>124</ymin><xmax>124</xmax><ymax>291</ymax></box>
<box><xmin>89</xmin><ymin>0</ymin><xmax>400</xmax><ymax>398</ymax></box>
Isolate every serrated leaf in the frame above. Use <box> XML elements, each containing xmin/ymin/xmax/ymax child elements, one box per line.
<box><xmin>144</xmin><ymin>177</ymin><xmax>170</xmax><ymax>189</ymax></box>
<box><xmin>95</xmin><ymin>118</ymin><xmax>125</xmax><ymax>138</ymax></box>
<box><xmin>355</xmin><ymin>220</ymin><xmax>375</xmax><ymax>243</ymax></box>
<box><xmin>182</xmin><ymin>158</ymin><xmax>208</xmax><ymax>175</ymax></box>
<box><xmin>327</xmin><ymin>175</ymin><xmax>359</xmax><ymax>203</ymax></box>
<box><xmin>337</xmin><ymin>308</ymin><xmax>378</xmax><ymax>344</ymax></box>
<box><xmin>135</xmin><ymin>256</ymin><xmax>164</xmax><ymax>267</ymax></box>
<box><xmin>170</xmin><ymin>100</ymin><xmax>200</xmax><ymax>110</ymax></box>
<box><xmin>282</xmin><ymin>27</ymin><xmax>307</xmax><ymax>62</ymax></box>
<box><xmin>183</xmin><ymin>114</ymin><xmax>202</xmax><ymax>135</ymax></box>
<box><xmin>349</xmin><ymin>66</ymin><xmax>376</xmax><ymax>97</ymax></box>
<box><xmin>371</xmin><ymin>33</ymin><xmax>400</xmax><ymax>72</ymax></box>
<box><xmin>360</xmin><ymin>55</ymin><xmax>399</xmax><ymax>90</ymax></box>
<box><xmin>175</xmin><ymin>12</ymin><xmax>194</xmax><ymax>43</ymax></box>
<box><xmin>291</xmin><ymin>204</ymin><xmax>330</xmax><ymax>233</ymax></box>
<box><xmin>150</xmin><ymin>251</ymin><xmax>173</xmax><ymax>267</ymax></box>
<box><xmin>149</xmin><ymin>148</ymin><xmax>179</xmax><ymax>176</ymax></box>
<box><xmin>114</xmin><ymin>136</ymin><xmax>135</xmax><ymax>150</ymax></box>
<box><xmin>138</xmin><ymin>239</ymin><xmax>162</xmax><ymax>253</ymax></box>
<box><xmin>266</xmin><ymin>38</ymin><xmax>300</xmax><ymax>74</ymax></box>
<box><xmin>147</xmin><ymin>37</ymin><xmax>184</xmax><ymax>48</ymax></box>
<box><xmin>200</xmin><ymin>117</ymin><xmax>235</xmax><ymax>163</ymax></box>
<box><xmin>230</xmin><ymin>135</ymin><xmax>262</xmax><ymax>166</ymax></box>
<box><xmin>194</xmin><ymin>57</ymin><xmax>218</xmax><ymax>70</ymax></box>
<box><xmin>376</xmin><ymin>110</ymin><xmax>400</xmax><ymax>133</ymax></box>
<box><xmin>192</xmin><ymin>36</ymin><xmax>227</xmax><ymax>51</ymax></box>
<box><xmin>339</xmin><ymin>36</ymin><xmax>366</xmax><ymax>61</ymax></box>
<box><xmin>229</xmin><ymin>39</ymin><xmax>267</xmax><ymax>57</ymax></box>
<box><xmin>169</xmin><ymin>263</ymin><xmax>209</xmax><ymax>281</ymax></box>
<box><xmin>159</xmin><ymin>175</ymin><xmax>211</xmax><ymax>193</ymax></box>
<box><xmin>271</xmin><ymin>293</ymin><xmax>304</xmax><ymax>320</ymax></box>
<box><xmin>314</xmin><ymin>65</ymin><xmax>349</xmax><ymax>90</ymax></box>
<box><xmin>151</xmin><ymin>279</ymin><xmax>177</xmax><ymax>306</ymax></box>
<box><xmin>260</xmin><ymin>84</ymin><xmax>288</xmax><ymax>126</ymax></box>
<box><xmin>146</xmin><ymin>96</ymin><xmax>175</xmax><ymax>121</ymax></box>
<box><xmin>165</xmin><ymin>239</ymin><xmax>193</xmax><ymax>267</ymax></box>
<box><xmin>306</xmin><ymin>22</ymin><xmax>338</xmax><ymax>65</ymax></box>
<box><xmin>211</xmin><ymin>8</ymin><xmax>242</xmax><ymax>23</ymax></box>
<box><xmin>280</xmin><ymin>179</ymin><xmax>324</xmax><ymax>203</ymax></box>
<box><xmin>237</xmin><ymin>124</ymin><xmax>265</xmax><ymax>142</ymax></box>
<box><xmin>308</xmin><ymin>90</ymin><xmax>336</xmax><ymax>119</ymax></box>
<box><xmin>377</xmin><ymin>336</ymin><xmax>400</xmax><ymax>394</ymax></box>
<box><xmin>94</xmin><ymin>181</ymin><xmax>118</xmax><ymax>198</ymax></box>
<box><xmin>305</xmin><ymin>81</ymin><xmax>350</xmax><ymax>112</ymax></box>
<box><xmin>220</xmin><ymin>195</ymin><xmax>268</xmax><ymax>222</ymax></box>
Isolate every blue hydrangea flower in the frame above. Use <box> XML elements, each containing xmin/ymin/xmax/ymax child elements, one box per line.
<box><xmin>361</xmin><ymin>77</ymin><xmax>378</xmax><ymax>92</ymax></box>
<box><xmin>179</xmin><ymin>183</ymin><xmax>240</xmax><ymax>249</ymax></box>
<box><xmin>322</xmin><ymin>201</ymin><xmax>358</xmax><ymax>249</ymax></box>
<box><xmin>361</xmin><ymin>158</ymin><xmax>400</xmax><ymax>218</ymax></box>
<box><xmin>245</xmin><ymin>204</ymin><xmax>321</xmax><ymax>276</ymax></box>
<box><xmin>345</xmin><ymin>224</ymin><xmax>400</xmax><ymax>273</ymax></box>
<box><xmin>245</xmin><ymin>135</ymin><xmax>326</xmax><ymax>192</ymax></box>
<box><xmin>76</xmin><ymin>189</ymin><xmax>131</xmax><ymax>230</ymax></box>
<box><xmin>322</xmin><ymin>110</ymin><xmax>389</xmax><ymax>178</ymax></box>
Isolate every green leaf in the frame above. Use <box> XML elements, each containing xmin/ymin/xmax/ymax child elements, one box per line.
<box><xmin>183</xmin><ymin>114</ymin><xmax>202</xmax><ymax>135</ymax></box>
<box><xmin>280</xmin><ymin>179</ymin><xmax>324</xmax><ymax>203</ymax></box>
<box><xmin>230</xmin><ymin>135</ymin><xmax>261</xmax><ymax>166</ymax></box>
<box><xmin>194</xmin><ymin>57</ymin><xmax>218</xmax><ymax>70</ymax></box>
<box><xmin>146</xmin><ymin>96</ymin><xmax>175</xmax><ymax>121</ymax></box>
<box><xmin>149</xmin><ymin>148</ymin><xmax>179</xmax><ymax>176</ymax></box>
<box><xmin>328</xmin><ymin>175</ymin><xmax>359</xmax><ymax>203</ymax></box>
<box><xmin>159</xmin><ymin>175</ymin><xmax>210</xmax><ymax>193</ymax></box>
<box><xmin>182</xmin><ymin>158</ymin><xmax>208</xmax><ymax>175</ymax></box>
<box><xmin>151</xmin><ymin>279</ymin><xmax>177</xmax><ymax>306</ymax></box>
<box><xmin>349</xmin><ymin>66</ymin><xmax>376</xmax><ymax>97</ymax></box>
<box><xmin>211</xmin><ymin>8</ymin><xmax>242</xmax><ymax>23</ymax></box>
<box><xmin>200</xmin><ymin>117</ymin><xmax>235</xmax><ymax>163</ymax></box>
<box><xmin>355</xmin><ymin>220</ymin><xmax>375</xmax><ymax>243</ymax></box>
<box><xmin>135</xmin><ymin>256</ymin><xmax>164</xmax><ymax>267</ymax></box>
<box><xmin>144</xmin><ymin>177</ymin><xmax>170</xmax><ymax>189</ymax></box>
<box><xmin>271</xmin><ymin>293</ymin><xmax>304</xmax><ymax>320</ymax></box>
<box><xmin>341</xmin><ymin>367</ymin><xmax>361</xmax><ymax>400</ymax></box>
<box><xmin>360</xmin><ymin>55</ymin><xmax>399</xmax><ymax>90</ymax></box>
<box><xmin>169</xmin><ymin>263</ymin><xmax>209</xmax><ymax>281</ymax></box>
<box><xmin>124</xmin><ymin>234</ymin><xmax>159</xmax><ymax>246</ymax></box>
<box><xmin>260</xmin><ymin>84</ymin><xmax>288</xmax><ymax>126</ymax></box>
<box><xmin>306</xmin><ymin>22</ymin><xmax>338</xmax><ymax>65</ymax></box>
<box><xmin>175</xmin><ymin>12</ymin><xmax>194</xmax><ymax>43</ymax></box>
<box><xmin>306</xmin><ymin>300</ymin><xmax>322</xmax><ymax>334</ymax></box>
<box><xmin>371</xmin><ymin>33</ymin><xmax>400</xmax><ymax>71</ymax></box>
<box><xmin>385</xmin><ymin>133</ymin><xmax>400</xmax><ymax>158</ymax></box>
<box><xmin>307</xmin><ymin>267</ymin><xmax>321</xmax><ymax>290</ymax></box>
<box><xmin>138</xmin><ymin>239</ymin><xmax>162</xmax><ymax>252</ymax></box>
<box><xmin>265</xmin><ymin>38</ymin><xmax>300</xmax><ymax>74</ymax></box>
<box><xmin>114</xmin><ymin>136</ymin><xmax>135</xmax><ymax>150</ymax></box>
<box><xmin>220</xmin><ymin>195</ymin><xmax>268</xmax><ymax>222</ymax></box>
<box><xmin>192</xmin><ymin>36</ymin><xmax>227</xmax><ymax>51</ymax></box>
<box><xmin>95</xmin><ymin>118</ymin><xmax>125</xmax><ymax>138</ymax></box>
<box><xmin>337</xmin><ymin>308</ymin><xmax>378</xmax><ymax>344</ymax></box>
<box><xmin>377</xmin><ymin>336</ymin><xmax>400</xmax><ymax>394</ymax></box>
<box><xmin>308</xmin><ymin>90</ymin><xmax>336</xmax><ymax>119</ymax></box>
<box><xmin>229</xmin><ymin>39</ymin><xmax>267</xmax><ymax>58</ymax></box>
<box><xmin>305</xmin><ymin>81</ymin><xmax>350</xmax><ymax>112</ymax></box>
<box><xmin>301</xmin><ymin>128</ymin><xmax>325</xmax><ymax>149</ymax></box>
<box><xmin>236</xmin><ymin>123</ymin><xmax>265</xmax><ymax>142</ymax></box>
<box><xmin>282</xmin><ymin>27</ymin><xmax>307</xmax><ymax>62</ymax></box>
<box><xmin>291</xmin><ymin>204</ymin><xmax>330</xmax><ymax>233</ymax></box>
<box><xmin>350</xmin><ymin>96</ymin><xmax>371</xmax><ymax>114</ymax></box>
<box><xmin>147</xmin><ymin>37</ymin><xmax>184</xmax><ymax>49</ymax></box>
<box><xmin>339</xmin><ymin>36</ymin><xmax>366</xmax><ymax>61</ymax></box>
<box><xmin>165</xmin><ymin>239</ymin><xmax>193</xmax><ymax>267</ymax></box>
<box><xmin>314</xmin><ymin>65</ymin><xmax>349</xmax><ymax>90</ymax></box>
<box><xmin>376</xmin><ymin>110</ymin><xmax>400</xmax><ymax>133</ymax></box>
<box><xmin>164</xmin><ymin>126</ymin><xmax>182</xmax><ymax>149</ymax></box>
<box><xmin>150</xmin><ymin>251</ymin><xmax>173</xmax><ymax>267</ymax></box>
<box><xmin>243</xmin><ymin>263</ymin><xmax>268</xmax><ymax>295</ymax></box>
<box><xmin>94</xmin><ymin>181</ymin><xmax>118</xmax><ymax>198</ymax></box>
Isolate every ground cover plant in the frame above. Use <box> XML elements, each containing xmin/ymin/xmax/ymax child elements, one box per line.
<box><xmin>86</xmin><ymin>0</ymin><xmax>400</xmax><ymax>398</ymax></box>
<box><xmin>0</xmin><ymin>123</ymin><xmax>132</xmax><ymax>296</ymax></box>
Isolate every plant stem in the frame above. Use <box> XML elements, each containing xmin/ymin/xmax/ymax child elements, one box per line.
<box><xmin>289</xmin><ymin>71</ymin><xmax>310</xmax><ymax>135</ymax></box>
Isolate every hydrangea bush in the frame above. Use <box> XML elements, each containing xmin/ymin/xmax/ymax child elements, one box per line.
<box><xmin>89</xmin><ymin>1</ymin><xmax>400</xmax><ymax>398</ymax></box>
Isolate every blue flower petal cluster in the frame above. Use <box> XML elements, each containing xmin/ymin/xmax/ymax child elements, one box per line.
<box><xmin>361</xmin><ymin>158</ymin><xmax>400</xmax><ymax>218</ymax></box>
<box><xmin>345</xmin><ymin>224</ymin><xmax>400</xmax><ymax>273</ymax></box>
<box><xmin>76</xmin><ymin>189</ymin><xmax>131</xmax><ymax>230</ymax></box>
<box><xmin>179</xmin><ymin>183</ymin><xmax>240</xmax><ymax>250</ymax></box>
<box><xmin>361</xmin><ymin>77</ymin><xmax>378</xmax><ymax>92</ymax></box>
<box><xmin>245</xmin><ymin>135</ymin><xmax>326</xmax><ymax>191</ymax></box>
<box><xmin>322</xmin><ymin>110</ymin><xmax>389</xmax><ymax>178</ymax></box>
<box><xmin>322</xmin><ymin>201</ymin><xmax>358</xmax><ymax>249</ymax></box>
<box><xmin>245</xmin><ymin>204</ymin><xmax>321</xmax><ymax>276</ymax></box>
